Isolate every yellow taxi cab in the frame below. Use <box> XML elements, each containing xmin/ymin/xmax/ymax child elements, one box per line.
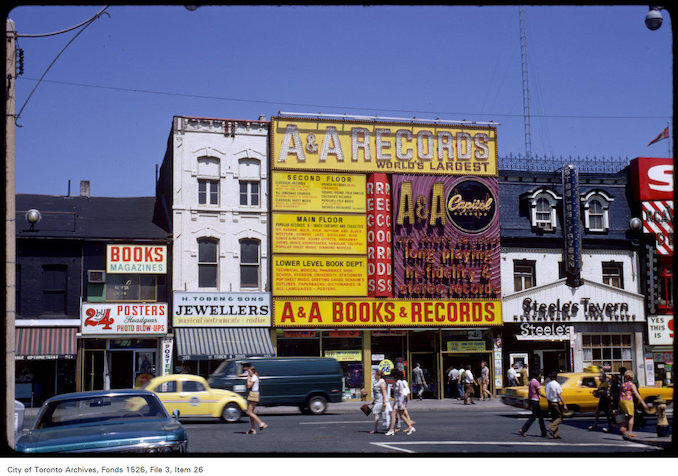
<box><xmin>500</xmin><ymin>366</ymin><xmax>673</xmax><ymax>417</ymax></box>
<box><xmin>142</xmin><ymin>374</ymin><xmax>247</xmax><ymax>423</ymax></box>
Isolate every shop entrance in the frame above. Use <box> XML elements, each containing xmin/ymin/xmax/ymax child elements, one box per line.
<box><xmin>84</xmin><ymin>350</ymin><xmax>105</xmax><ymax>391</ymax></box>
<box><xmin>110</xmin><ymin>351</ymin><xmax>134</xmax><ymax>389</ymax></box>
<box><xmin>409</xmin><ymin>352</ymin><xmax>438</xmax><ymax>399</ymax></box>
<box><xmin>539</xmin><ymin>350</ymin><xmax>569</xmax><ymax>374</ymax></box>
<box><xmin>442</xmin><ymin>352</ymin><xmax>493</xmax><ymax>398</ymax></box>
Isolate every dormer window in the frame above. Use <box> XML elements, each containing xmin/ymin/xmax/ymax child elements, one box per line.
<box><xmin>525</xmin><ymin>188</ymin><xmax>561</xmax><ymax>232</ymax></box>
<box><xmin>581</xmin><ymin>190</ymin><xmax>614</xmax><ymax>233</ymax></box>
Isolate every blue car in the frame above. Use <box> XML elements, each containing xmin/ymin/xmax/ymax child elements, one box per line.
<box><xmin>15</xmin><ymin>389</ymin><xmax>187</xmax><ymax>454</ymax></box>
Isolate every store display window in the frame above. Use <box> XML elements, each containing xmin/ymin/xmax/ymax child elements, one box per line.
<box><xmin>582</xmin><ymin>334</ymin><xmax>632</xmax><ymax>372</ymax></box>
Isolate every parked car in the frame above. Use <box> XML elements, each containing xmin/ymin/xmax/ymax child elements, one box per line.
<box><xmin>142</xmin><ymin>374</ymin><xmax>247</xmax><ymax>423</ymax></box>
<box><xmin>207</xmin><ymin>357</ymin><xmax>344</xmax><ymax>414</ymax></box>
<box><xmin>500</xmin><ymin>369</ymin><xmax>673</xmax><ymax>417</ymax></box>
<box><xmin>15</xmin><ymin>389</ymin><xmax>187</xmax><ymax>454</ymax></box>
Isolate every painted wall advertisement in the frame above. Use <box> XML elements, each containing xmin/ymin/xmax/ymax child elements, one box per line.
<box><xmin>81</xmin><ymin>303</ymin><xmax>168</xmax><ymax>336</ymax></box>
<box><xmin>271</xmin><ymin>116</ymin><xmax>501</xmax><ymax>329</ymax></box>
<box><xmin>173</xmin><ymin>292</ymin><xmax>271</xmax><ymax>327</ymax></box>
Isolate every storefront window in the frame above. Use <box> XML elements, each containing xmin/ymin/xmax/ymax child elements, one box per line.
<box><xmin>276</xmin><ymin>330</ymin><xmax>320</xmax><ymax>357</ymax></box>
<box><xmin>582</xmin><ymin>333</ymin><xmax>632</xmax><ymax>372</ymax></box>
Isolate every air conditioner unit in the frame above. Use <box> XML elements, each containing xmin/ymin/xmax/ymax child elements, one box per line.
<box><xmin>87</xmin><ymin>270</ymin><xmax>106</xmax><ymax>283</ymax></box>
<box><xmin>536</xmin><ymin>221</ymin><xmax>553</xmax><ymax>231</ymax></box>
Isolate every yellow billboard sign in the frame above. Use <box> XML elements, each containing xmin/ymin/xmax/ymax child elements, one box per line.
<box><xmin>273</xmin><ymin>256</ymin><xmax>367</xmax><ymax>296</ymax></box>
<box><xmin>273</xmin><ymin>299</ymin><xmax>502</xmax><ymax>327</ymax></box>
<box><xmin>272</xmin><ymin>213</ymin><xmax>366</xmax><ymax>254</ymax></box>
<box><xmin>271</xmin><ymin>117</ymin><xmax>497</xmax><ymax>176</ymax></box>
<box><xmin>272</xmin><ymin>171</ymin><xmax>366</xmax><ymax>212</ymax></box>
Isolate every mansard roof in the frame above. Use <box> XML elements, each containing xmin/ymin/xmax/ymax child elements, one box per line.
<box><xmin>16</xmin><ymin>194</ymin><xmax>168</xmax><ymax>241</ymax></box>
<box><xmin>498</xmin><ymin>167</ymin><xmax>634</xmax><ymax>246</ymax></box>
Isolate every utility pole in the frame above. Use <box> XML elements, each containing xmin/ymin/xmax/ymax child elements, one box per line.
<box><xmin>5</xmin><ymin>18</ymin><xmax>17</xmax><ymax>448</ymax></box>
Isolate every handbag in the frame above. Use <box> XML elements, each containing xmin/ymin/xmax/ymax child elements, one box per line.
<box><xmin>360</xmin><ymin>403</ymin><xmax>372</xmax><ymax>416</ymax></box>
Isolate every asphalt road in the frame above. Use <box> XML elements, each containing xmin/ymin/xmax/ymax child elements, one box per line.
<box><xmin>178</xmin><ymin>399</ymin><xmax>673</xmax><ymax>455</ymax></box>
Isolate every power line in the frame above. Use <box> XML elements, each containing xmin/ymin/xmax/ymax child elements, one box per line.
<box><xmin>16</xmin><ymin>77</ymin><xmax>670</xmax><ymax>122</ymax></box>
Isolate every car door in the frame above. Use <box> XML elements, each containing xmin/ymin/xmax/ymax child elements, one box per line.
<box><xmin>150</xmin><ymin>379</ymin><xmax>184</xmax><ymax>415</ymax></box>
<box><xmin>180</xmin><ymin>379</ymin><xmax>211</xmax><ymax>416</ymax></box>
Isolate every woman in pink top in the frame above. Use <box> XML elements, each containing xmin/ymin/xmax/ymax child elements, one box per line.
<box><xmin>618</xmin><ymin>370</ymin><xmax>648</xmax><ymax>438</ymax></box>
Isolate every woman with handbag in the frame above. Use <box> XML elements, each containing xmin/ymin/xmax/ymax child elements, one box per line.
<box><xmin>245</xmin><ymin>366</ymin><xmax>267</xmax><ymax>435</ymax></box>
<box><xmin>369</xmin><ymin>369</ymin><xmax>390</xmax><ymax>434</ymax></box>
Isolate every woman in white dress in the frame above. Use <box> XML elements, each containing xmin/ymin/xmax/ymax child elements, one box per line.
<box><xmin>386</xmin><ymin>370</ymin><xmax>415</xmax><ymax>436</ymax></box>
<box><xmin>370</xmin><ymin>369</ymin><xmax>390</xmax><ymax>434</ymax></box>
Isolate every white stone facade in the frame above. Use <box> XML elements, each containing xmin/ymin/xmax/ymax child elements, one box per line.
<box><xmin>169</xmin><ymin>116</ymin><xmax>269</xmax><ymax>293</ymax></box>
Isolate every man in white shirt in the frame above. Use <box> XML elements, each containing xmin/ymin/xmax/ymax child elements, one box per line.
<box><xmin>507</xmin><ymin>364</ymin><xmax>518</xmax><ymax>387</ymax></box>
<box><xmin>544</xmin><ymin>371</ymin><xmax>568</xmax><ymax>439</ymax></box>
<box><xmin>448</xmin><ymin>367</ymin><xmax>460</xmax><ymax>399</ymax></box>
<box><xmin>463</xmin><ymin>365</ymin><xmax>477</xmax><ymax>405</ymax></box>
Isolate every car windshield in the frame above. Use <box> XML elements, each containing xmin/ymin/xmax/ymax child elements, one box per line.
<box><xmin>34</xmin><ymin>394</ymin><xmax>167</xmax><ymax>429</ymax></box>
<box><xmin>556</xmin><ymin>376</ymin><xmax>569</xmax><ymax>385</ymax></box>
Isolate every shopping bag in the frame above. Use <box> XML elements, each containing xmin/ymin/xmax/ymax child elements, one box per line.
<box><xmin>360</xmin><ymin>404</ymin><xmax>372</xmax><ymax>416</ymax></box>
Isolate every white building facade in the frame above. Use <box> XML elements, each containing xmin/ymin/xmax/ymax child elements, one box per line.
<box><xmin>154</xmin><ymin>116</ymin><xmax>274</xmax><ymax>377</ymax></box>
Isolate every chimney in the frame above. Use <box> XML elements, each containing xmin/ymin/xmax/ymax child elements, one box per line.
<box><xmin>80</xmin><ymin>180</ymin><xmax>90</xmax><ymax>197</ymax></box>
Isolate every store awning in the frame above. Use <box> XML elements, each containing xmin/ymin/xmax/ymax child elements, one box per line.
<box><xmin>175</xmin><ymin>327</ymin><xmax>275</xmax><ymax>361</ymax></box>
<box><xmin>15</xmin><ymin>327</ymin><xmax>77</xmax><ymax>360</ymax></box>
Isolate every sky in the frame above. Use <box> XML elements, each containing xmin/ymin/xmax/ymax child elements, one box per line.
<box><xmin>7</xmin><ymin>5</ymin><xmax>673</xmax><ymax>198</ymax></box>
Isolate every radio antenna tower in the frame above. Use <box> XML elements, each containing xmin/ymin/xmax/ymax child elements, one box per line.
<box><xmin>519</xmin><ymin>6</ymin><xmax>532</xmax><ymax>160</ymax></box>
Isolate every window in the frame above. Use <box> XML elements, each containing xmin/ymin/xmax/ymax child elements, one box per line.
<box><xmin>525</xmin><ymin>188</ymin><xmax>561</xmax><ymax>232</ymax></box>
<box><xmin>42</xmin><ymin>265</ymin><xmax>67</xmax><ymax>314</ymax></box>
<box><xmin>582</xmin><ymin>190</ymin><xmax>614</xmax><ymax>232</ymax></box>
<box><xmin>513</xmin><ymin>260</ymin><xmax>535</xmax><ymax>292</ymax></box>
<box><xmin>198</xmin><ymin>179</ymin><xmax>219</xmax><ymax>206</ymax></box>
<box><xmin>602</xmin><ymin>262</ymin><xmax>623</xmax><ymax>288</ymax></box>
<box><xmin>105</xmin><ymin>275</ymin><xmax>157</xmax><ymax>301</ymax></box>
<box><xmin>197</xmin><ymin>156</ymin><xmax>220</xmax><ymax>206</ymax></box>
<box><xmin>182</xmin><ymin>380</ymin><xmax>206</xmax><ymax>392</ymax></box>
<box><xmin>198</xmin><ymin>239</ymin><xmax>218</xmax><ymax>288</ymax></box>
<box><xmin>154</xmin><ymin>381</ymin><xmax>177</xmax><ymax>393</ymax></box>
<box><xmin>658</xmin><ymin>259</ymin><xmax>673</xmax><ymax>311</ymax></box>
<box><xmin>582</xmin><ymin>334</ymin><xmax>633</xmax><ymax>373</ymax></box>
<box><xmin>240</xmin><ymin>239</ymin><xmax>260</xmax><ymax>289</ymax></box>
<box><xmin>239</xmin><ymin>181</ymin><xmax>260</xmax><ymax>207</ymax></box>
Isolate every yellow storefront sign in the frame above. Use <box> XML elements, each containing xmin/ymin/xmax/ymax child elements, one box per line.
<box><xmin>324</xmin><ymin>350</ymin><xmax>362</xmax><ymax>362</ymax></box>
<box><xmin>273</xmin><ymin>256</ymin><xmax>367</xmax><ymax>296</ymax></box>
<box><xmin>272</xmin><ymin>213</ymin><xmax>366</xmax><ymax>254</ymax></box>
<box><xmin>271</xmin><ymin>117</ymin><xmax>497</xmax><ymax>176</ymax></box>
<box><xmin>272</xmin><ymin>171</ymin><xmax>366</xmax><ymax>213</ymax></box>
<box><xmin>273</xmin><ymin>299</ymin><xmax>502</xmax><ymax>327</ymax></box>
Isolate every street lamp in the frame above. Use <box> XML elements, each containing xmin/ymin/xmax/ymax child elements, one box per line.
<box><xmin>645</xmin><ymin>6</ymin><xmax>665</xmax><ymax>30</ymax></box>
<box><xmin>25</xmin><ymin>208</ymin><xmax>41</xmax><ymax>232</ymax></box>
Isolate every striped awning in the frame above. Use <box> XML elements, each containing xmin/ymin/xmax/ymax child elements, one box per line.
<box><xmin>175</xmin><ymin>327</ymin><xmax>275</xmax><ymax>361</ymax></box>
<box><xmin>15</xmin><ymin>327</ymin><xmax>77</xmax><ymax>360</ymax></box>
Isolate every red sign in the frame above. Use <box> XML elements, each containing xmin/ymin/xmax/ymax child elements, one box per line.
<box><xmin>366</xmin><ymin>174</ymin><xmax>393</xmax><ymax>297</ymax></box>
<box><xmin>630</xmin><ymin>157</ymin><xmax>674</xmax><ymax>201</ymax></box>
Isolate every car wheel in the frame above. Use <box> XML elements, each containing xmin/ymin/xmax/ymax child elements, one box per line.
<box><xmin>221</xmin><ymin>402</ymin><xmax>242</xmax><ymax>423</ymax></box>
<box><xmin>643</xmin><ymin>398</ymin><xmax>658</xmax><ymax>415</ymax></box>
<box><xmin>306</xmin><ymin>396</ymin><xmax>327</xmax><ymax>415</ymax></box>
